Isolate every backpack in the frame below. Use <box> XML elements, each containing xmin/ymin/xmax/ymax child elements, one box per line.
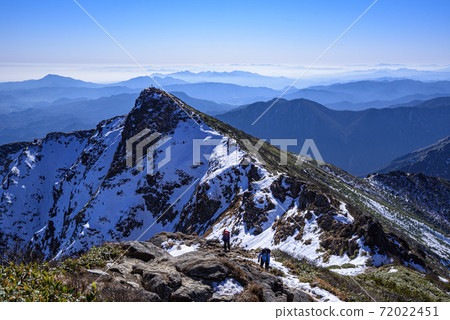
<box><xmin>223</xmin><ymin>230</ymin><xmax>230</xmax><ymax>239</ymax></box>
<box><xmin>260</xmin><ymin>248</ymin><xmax>271</xmax><ymax>261</ymax></box>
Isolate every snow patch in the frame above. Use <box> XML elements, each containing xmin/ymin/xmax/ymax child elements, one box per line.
<box><xmin>330</xmin><ymin>266</ymin><xmax>366</xmax><ymax>276</ymax></box>
<box><xmin>212</xmin><ymin>278</ymin><xmax>244</xmax><ymax>297</ymax></box>
<box><xmin>10</xmin><ymin>166</ymin><xmax>20</xmax><ymax>176</ymax></box>
<box><xmin>332</xmin><ymin>203</ymin><xmax>354</xmax><ymax>224</ymax></box>
<box><xmin>267</xmin><ymin>258</ymin><xmax>341</xmax><ymax>302</ymax></box>
<box><xmin>162</xmin><ymin>240</ymin><xmax>200</xmax><ymax>257</ymax></box>
<box><xmin>388</xmin><ymin>267</ymin><xmax>398</xmax><ymax>273</ymax></box>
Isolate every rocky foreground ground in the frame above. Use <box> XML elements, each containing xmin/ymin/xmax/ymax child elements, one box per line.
<box><xmin>77</xmin><ymin>232</ymin><xmax>312</xmax><ymax>302</ymax></box>
<box><xmin>2</xmin><ymin>231</ymin><xmax>449</xmax><ymax>302</ymax></box>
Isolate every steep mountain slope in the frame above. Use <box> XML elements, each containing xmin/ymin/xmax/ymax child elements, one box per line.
<box><xmin>217</xmin><ymin>98</ymin><xmax>450</xmax><ymax>176</ymax></box>
<box><xmin>0</xmin><ymin>89</ymin><xmax>448</xmax><ymax>278</ymax></box>
<box><xmin>379</xmin><ymin>136</ymin><xmax>450</xmax><ymax>179</ymax></box>
<box><xmin>368</xmin><ymin>172</ymin><xmax>450</xmax><ymax>234</ymax></box>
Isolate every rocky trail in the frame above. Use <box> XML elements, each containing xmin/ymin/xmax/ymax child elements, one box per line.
<box><xmin>74</xmin><ymin>232</ymin><xmax>324</xmax><ymax>302</ymax></box>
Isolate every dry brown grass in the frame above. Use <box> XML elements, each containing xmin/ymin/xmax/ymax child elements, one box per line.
<box><xmin>218</xmin><ymin>258</ymin><xmax>249</xmax><ymax>286</ymax></box>
<box><xmin>315</xmin><ymin>278</ymin><xmax>348</xmax><ymax>301</ymax></box>
<box><xmin>235</xmin><ymin>282</ymin><xmax>265</xmax><ymax>302</ymax></box>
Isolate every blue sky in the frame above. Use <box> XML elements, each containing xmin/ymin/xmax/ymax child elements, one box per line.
<box><xmin>1</xmin><ymin>0</ymin><xmax>449</xmax><ymax>80</ymax></box>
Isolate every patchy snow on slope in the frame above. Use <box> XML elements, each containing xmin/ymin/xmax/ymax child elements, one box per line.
<box><xmin>332</xmin><ymin>203</ymin><xmax>354</xmax><ymax>224</ymax></box>
<box><xmin>364</xmin><ymin>196</ymin><xmax>450</xmax><ymax>264</ymax></box>
<box><xmin>212</xmin><ymin>278</ymin><xmax>244</xmax><ymax>297</ymax></box>
<box><xmin>330</xmin><ymin>266</ymin><xmax>366</xmax><ymax>276</ymax></box>
<box><xmin>246</xmin><ymin>257</ymin><xmax>341</xmax><ymax>302</ymax></box>
<box><xmin>10</xmin><ymin>166</ymin><xmax>20</xmax><ymax>176</ymax></box>
<box><xmin>207</xmin><ymin>195</ymin><xmax>376</xmax><ymax>270</ymax></box>
<box><xmin>438</xmin><ymin>276</ymin><xmax>449</xmax><ymax>283</ymax></box>
<box><xmin>162</xmin><ymin>240</ymin><xmax>200</xmax><ymax>257</ymax></box>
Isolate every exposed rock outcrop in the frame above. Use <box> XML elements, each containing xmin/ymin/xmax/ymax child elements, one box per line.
<box><xmin>78</xmin><ymin>232</ymin><xmax>312</xmax><ymax>302</ymax></box>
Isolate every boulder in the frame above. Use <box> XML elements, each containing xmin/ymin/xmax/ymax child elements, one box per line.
<box><xmin>170</xmin><ymin>279</ymin><xmax>213</xmax><ymax>302</ymax></box>
<box><xmin>181</xmin><ymin>260</ymin><xmax>229</xmax><ymax>281</ymax></box>
<box><xmin>174</xmin><ymin>251</ymin><xmax>216</xmax><ymax>270</ymax></box>
<box><xmin>108</xmin><ymin>261</ymin><xmax>133</xmax><ymax>275</ymax></box>
<box><xmin>142</xmin><ymin>273</ymin><xmax>173</xmax><ymax>301</ymax></box>
<box><xmin>121</xmin><ymin>241</ymin><xmax>171</xmax><ymax>262</ymax></box>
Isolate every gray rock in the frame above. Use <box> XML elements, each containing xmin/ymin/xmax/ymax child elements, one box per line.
<box><xmin>86</xmin><ymin>269</ymin><xmax>109</xmax><ymax>276</ymax></box>
<box><xmin>121</xmin><ymin>241</ymin><xmax>170</xmax><ymax>262</ymax></box>
<box><xmin>209</xmin><ymin>295</ymin><xmax>235</xmax><ymax>302</ymax></box>
<box><xmin>170</xmin><ymin>280</ymin><xmax>213</xmax><ymax>302</ymax></box>
<box><xmin>142</xmin><ymin>273</ymin><xmax>173</xmax><ymax>301</ymax></box>
<box><xmin>108</xmin><ymin>261</ymin><xmax>133</xmax><ymax>275</ymax></box>
<box><xmin>141</xmin><ymin>270</ymin><xmax>182</xmax><ymax>301</ymax></box>
<box><xmin>182</xmin><ymin>260</ymin><xmax>229</xmax><ymax>281</ymax></box>
<box><xmin>126</xmin><ymin>281</ymin><xmax>140</xmax><ymax>289</ymax></box>
<box><xmin>139</xmin><ymin>290</ymin><xmax>162</xmax><ymax>302</ymax></box>
<box><xmin>174</xmin><ymin>251</ymin><xmax>217</xmax><ymax>270</ymax></box>
<box><xmin>100</xmin><ymin>288</ymin><xmax>162</xmax><ymax>302</ymax></box>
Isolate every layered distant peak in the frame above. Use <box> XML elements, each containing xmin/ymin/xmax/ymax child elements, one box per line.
<box><xmin>368</xmin><ymin>171</ymin><xmax>450</xmax><ymax>234</ymax></box>
<box><xmin>124</xmin><ymin>88</ymin><xmax>199</xmax><ymax>139</ymax></box>
<box><xmin>378</xmin><ymin>136</ymin><xmax>450</xmax><ymax>179</ymax></box>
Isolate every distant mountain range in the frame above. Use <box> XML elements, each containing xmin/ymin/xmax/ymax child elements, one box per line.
<box><xmin>0</xmin><ymin>74</ymin><xmax>103</xmax><ymax>90</ymax></box>
<box><xmin>285</xmin><ymin>79</ymin><xmax>450</xmax><ymax>110</ymax></box>
<box><xmin>152</xmin><ymin>70</ymin><xmax>296</xmax><ymax>90</ymax></box>
<box><xmin>164</xmin><ymin>82</ymin><xmax>279</xmax><ymax>105</ymax></box>
<box><xmin>0</xmin><ymin>74</ymin><xmax>279</xmax><ymax>110</ymax></box>
<box><xmin>0</xmin><ymin>93</ymin><xmax>138</xmax><ymax>145</ymax></box>
<box><xmin>3</xmin><ymin>74</ymin><xmax>450</xmax><ymax>111</ymax></box>
<box><xmin>0</xmin><ymin>90</ymin><xmax>233</xmax><ymax>145</ymax></box>
<box><xmin>112</xmin><ymin>75</ymin><xmax>188</xmax><ymax>88</ymax></box>
<box><xmin>378</xmin><ymin>136</ymin><xmax>450</xmax><ymax>180</ymax></box>
<box><xmin>2</xmin><ymin>74</ymin><xmax>450</xmax><ymax>156</ymax></box>
<box><xmin>217</xmin><ymin>97</ymin><xmax>450</xmax><ymax>176</ymax></box>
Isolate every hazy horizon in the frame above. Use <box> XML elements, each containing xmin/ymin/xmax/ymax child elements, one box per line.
<box><xmin>1</xmin><ymin>63</ymin><xmax>450</xmax><ymax>84</ymax></box>
<box><xmin>2</xmin><ymin>0</ymin><xmax>450</xmax><ymax>83</ymax></box>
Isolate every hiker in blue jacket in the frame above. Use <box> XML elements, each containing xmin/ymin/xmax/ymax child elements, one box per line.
<box><xmin>258</xmin><ymin>248</ymin><xmax>271</xmax><ymax>270</ymax></box>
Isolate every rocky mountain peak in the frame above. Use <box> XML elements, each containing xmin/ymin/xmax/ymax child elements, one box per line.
<box><xmin>123</xmin><ymin>87</ymin><xmax>197</xmax><ymax>139</ymax></box>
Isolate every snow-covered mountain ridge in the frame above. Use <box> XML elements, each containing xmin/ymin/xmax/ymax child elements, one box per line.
<box><xmin>0</xmin><ymin>88</ymin><xmax>448</xmax><ymax>276</ymax></box>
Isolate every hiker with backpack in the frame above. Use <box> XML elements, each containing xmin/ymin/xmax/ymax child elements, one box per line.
<box><xmin>258</xmin><ymin>248</ymin><xmax>271</xmax><ymax>270</ymax></box>
<box><xmin>222</xmin><ymin>229</ymin><xmax>231</xmax><ymax>251</ymax></box>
